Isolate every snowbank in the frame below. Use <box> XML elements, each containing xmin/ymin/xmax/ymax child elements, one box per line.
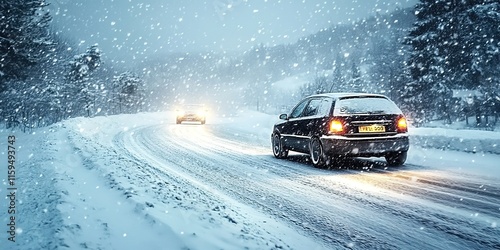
<box><xmin>410</xmin><ymin>127</ymin><xmax>500</xmax><ymax>154</ymax></box>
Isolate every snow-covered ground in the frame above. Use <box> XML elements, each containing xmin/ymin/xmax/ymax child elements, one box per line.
<box><xmin>1</xmin><ymin>110</ymin><xmax>499</xmax><ymax>249</ymax></box>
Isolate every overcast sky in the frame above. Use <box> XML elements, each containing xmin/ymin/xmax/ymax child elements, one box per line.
<box><xmin>49</xmin><ymin>0</ymin><xmax>418</xmax><ymax>62</ymax></box>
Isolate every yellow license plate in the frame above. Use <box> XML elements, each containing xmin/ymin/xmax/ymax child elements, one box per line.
<box><xmin>359</xmin><ymin>125</ymin><xmax>385</xmax><ymax>133</ymax></box>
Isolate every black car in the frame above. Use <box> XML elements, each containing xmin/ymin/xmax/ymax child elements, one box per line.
<box><xmin>271</xmin><ymin>93</ymin><xmax>409</xmax><ymax>167</ymax></box>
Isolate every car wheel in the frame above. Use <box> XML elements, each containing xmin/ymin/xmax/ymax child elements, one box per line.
<box><xmin>385</xmin><ymin>151</ymin><xmax>407</xmax><ymax>166</ymax></box>
<box><xmin>176</xmin><ymin>119</ymin><xmax>181</xmax><ymax>124</ymax></box>
<box><xmin>201</xmin><ymin>119</ymin><xmax>206</xmax><ymax>125</ymax></box>
<box><xmin>310</xmin><ymin>137</ymin><xmax>327</xmax><ymax>168</ymax></box>
<box><xmin>272</xmin><ymin>133</ymin><xmax>288</xmax><ymax>159</ymax></box>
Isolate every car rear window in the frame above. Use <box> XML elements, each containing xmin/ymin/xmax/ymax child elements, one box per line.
<box><xmin>333</xmin><ymin>96</ymin><xmax>401</xmax><ymax>115</ymax></box>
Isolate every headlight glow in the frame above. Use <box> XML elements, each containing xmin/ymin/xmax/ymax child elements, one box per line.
<box><xmin>197</xmin><ymin>109</ymin><xmax>207</xmax><ymax>116</ymax></box>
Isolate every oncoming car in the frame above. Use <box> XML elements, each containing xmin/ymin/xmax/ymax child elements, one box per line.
<box><xmin>176</xmin><ymin>104</ymin><xmax>207</xmax><ymax>124</ymax></box>
<box><xmin>271</xmin><ymin>93</ymin><xmax>409</xmax><ymax>167</ymax></box>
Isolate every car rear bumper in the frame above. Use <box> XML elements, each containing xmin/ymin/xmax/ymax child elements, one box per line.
<box><xmin>320</xmin><ymin>134</ymin><xmax>409</xmax><ymax>157</ymax></box>
<box><xmin>177</xmin><ymin>115</ymin><xmax>205</xmax><ymax>121</ymax></box>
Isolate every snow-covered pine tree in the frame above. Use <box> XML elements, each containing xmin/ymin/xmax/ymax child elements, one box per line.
<box><xmin>0</xmin><ymin>0</ymin><xmax>54</xmax><ymax>129</ymax></box>
<box><xmin>403</xmin><ymin>0</ymin><xmax>500</xmax><ymax>125</ymax></box>
<box><xmin>112</xmin><ymin>72</ymin><xmax>144</xmax><ymax>114</ymax></box>
<box><xmin>464</xmin><ymin>1</ymin><xmax>500</xmax><ymax>126</ymax></box>
<box><xmin>367</xmin><ymin>9</ymin><xmax>413</xmax><ymax>102</ymax></box>
<box><xmin>329</xmin><ymin>55</ymin><xmax>348</xmax><ymax>93</ymax></box>
<box><xmin>0</xmin><ymin>0</ymin><xmax>52</xmax><ymax>83</ymax></box>
<box><xmin>66</xmin><ymin>44</ymin><xmax>101</xmax><ymax>117</ymax></box>
<box><xmin>403</xmin><ymin>0</ymin><xmax>451</xmax><ymax>124</ymax></box>
<box><xmin>349</xmin><ymin>62</ymin><xmax>364</xmax><ymax>92</ymax></box>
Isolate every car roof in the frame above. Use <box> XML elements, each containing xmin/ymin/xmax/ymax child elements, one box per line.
<box><xmin>307</xmin><ymin>92</ymin><xmax>389</xmax><ymax>100</ymax></box>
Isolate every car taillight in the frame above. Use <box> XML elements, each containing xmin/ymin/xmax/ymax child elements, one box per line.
<box><xmin>397</xmin><ymin>116</ymin><xmax>408</xmax><ymax>133</ymax></box>
<box><xmin>329</xmin><ymin>119</ymin><xmax>344</xmax><ymax>134</ymax></box>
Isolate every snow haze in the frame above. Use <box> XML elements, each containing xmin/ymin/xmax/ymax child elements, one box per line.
<box><xmin>48</xmin><ymin>0</ymin><xmax>417</xmax><ymax>61</ymax></box>
<box><xmin>2</xmin><ymin>0</ymin><xmax>500</xmax><ymax>249</ymax></box>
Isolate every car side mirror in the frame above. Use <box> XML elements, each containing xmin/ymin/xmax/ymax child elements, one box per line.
<box><xmin>279</xmin><ymin>114</ymin><xmax>288</xmax><ymax>120</ymax></box>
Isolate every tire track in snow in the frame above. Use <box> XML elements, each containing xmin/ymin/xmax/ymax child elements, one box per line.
<box><xmin>112</xmin><ymin>125</ymin><xmax>321</xmax><ymax>250</ymax></box>
<box><xmin>212</xmin><ymin>123</ymin><xmax>500</xmax><ymax>224</ymax></box>
<box><xmin>362</xmin><ymin>168</ymin><xmax>500</xmax><ymax>218</ymax></box>
<box><xmin>179</xmin><ymin>125</ymin><xmax>500</xmax><ymax>249</ymax></box>
<box><xmin>114</xmin><ymin>123</ymin><xmax>500</xmax><ymax>250</ymax></box>
<box><xmin>119</xmin><ymin>125</ymin><xmax>397</xmax><ymax>249</ymax></box>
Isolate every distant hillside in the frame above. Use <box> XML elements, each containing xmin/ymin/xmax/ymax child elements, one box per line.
<box><xmin>139</xmin><ymin>7</ymin><xmax>416</xmax><ymax>111</ymax></box>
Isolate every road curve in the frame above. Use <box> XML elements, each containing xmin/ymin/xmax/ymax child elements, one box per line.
<box><xmin>114</xmin><ymin>123</ymin><xmax>500</xmax><ymax>250</ymax></box>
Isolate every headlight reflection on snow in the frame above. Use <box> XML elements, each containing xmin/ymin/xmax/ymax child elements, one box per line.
<box><xmin>169</xmin><ymin>122</ymin><xmax>208</xmax><ymax>138</ymax></box>
<box><xmin>312</xmin><ymin>170</ymin><xmax>428</xmax><ymax>198</ymax></box>
<box><xmin>169</xmin><ymin>124</ymin><xmax>268</xmax><ymax>156</ymax></box>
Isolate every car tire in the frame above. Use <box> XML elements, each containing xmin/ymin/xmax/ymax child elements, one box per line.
<box><xmin>272</xmin><ymin>133</ymin><xmax>288</xmax><ymax>159</ymax></box>
<box><xmin>310</xmin><ymin>137</ymin><xmax>327</xmax><ymax>168</ymax></box>
<box><xmin>176</xmin><ymin>119</ymin><xmax>181</xmax><ymax>124</ymax></box>
<box><xmin>201</xmin><ymin>119</ymin><xmax>206</xmax><ymax>125</ymax></box>
<box><xmin>385</xmin><ymin>151</ymin><xmax>407</xmax><ymax>166</ymax></box>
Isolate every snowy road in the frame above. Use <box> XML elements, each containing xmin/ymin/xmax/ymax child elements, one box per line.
<box><xmin>111</xmin><ymin>120</ymin><xmax>500</xmax><ymax>249</ymax></box>
<box><xmin>4</xmin><ymin>112</ymin><xmax>499</xmax><ymax>250</ymax></box>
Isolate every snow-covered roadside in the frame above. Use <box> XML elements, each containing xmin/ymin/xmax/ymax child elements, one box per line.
<box><xmin>0</xmin><ymin>127</ymin><xmax>64</xmax><ymax>249</ymax></box>
<box><xmin>410</xmin><ymin>127</ymin><xmax>500</xmax><ymax>154</ymax></box>
<box><xmin>1</xmin><ymin>110</ymin><xmax>499</xmax><ymax>249</ymax></box>
<box><xmin>0</xmin><ymin>112</ymin><xmax>322</xmax><ymax>249</ymax></box>
<box><xmin>1</xmin><ymin>116</ymin><xmax>185</xmax><ymax>249</ymax></box>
